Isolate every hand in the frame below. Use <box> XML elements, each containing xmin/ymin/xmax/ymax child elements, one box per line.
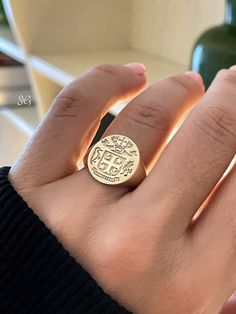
<box><xmin>9</xmin><ymin>63</ymin><xmax>236</xmax><ymax>313</ymax></box>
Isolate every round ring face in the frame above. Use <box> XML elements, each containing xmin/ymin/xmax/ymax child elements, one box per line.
<box><xmin>87</xmin><ymin>134</ymin><xmax>141</xmax><ymax>185</ymax></box>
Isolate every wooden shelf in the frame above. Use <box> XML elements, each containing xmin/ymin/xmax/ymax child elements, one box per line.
<box><xmin>0</xmin><ymin>105</ymin><xmax>39</xmax><ymax>164</ymax></box>
<box><xmin>30</xmin><ymin>50</ymin><xmax>186</xmax><ymax>86</ymax></box>
<box><xmin>30</xmin><ymin>50</ymin><xmax>186</xmax><ymax>115</ymax></box>
<box><xmin>0</xmin><ymin>105</ymin><xmax>39</xmax><ymax>136</ymax></box>
<box><xmin>0</xmin><ymin>26</ymin><xmax>25</xmax><ymax>63</ymax></box>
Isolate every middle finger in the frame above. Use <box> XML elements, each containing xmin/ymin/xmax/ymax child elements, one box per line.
<box><xmin>138</xmin><ymin>67</ymin><xmax>236</xmax><ymax>234</ymax></box>
<box><xmin>103</xmin><ymin>71</ymin><xmax>204</xmax><ymax>172</ymax></box>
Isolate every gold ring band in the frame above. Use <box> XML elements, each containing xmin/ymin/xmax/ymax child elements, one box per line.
<box><xmin>83</xmin><ymin>134</ymin><xmax>146</xmax><ymax>187</ymax></box>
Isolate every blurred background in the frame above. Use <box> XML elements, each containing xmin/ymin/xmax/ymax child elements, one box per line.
<box><xmin>0</xmin><ymin>0</ymin><xmax>235</xmax><ymax>165</ymax></box>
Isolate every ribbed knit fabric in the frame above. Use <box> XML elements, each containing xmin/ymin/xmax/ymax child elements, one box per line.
<box><xmin>0</xmin><ymin>166</ymin><xmax>130</xmax><ymax>314</ymax></box>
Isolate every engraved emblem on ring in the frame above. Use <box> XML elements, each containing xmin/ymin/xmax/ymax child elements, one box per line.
<box><xmin>86</xmin><ymin>135</ymin><xmax>145</xmax><ymax>186</ymax></box>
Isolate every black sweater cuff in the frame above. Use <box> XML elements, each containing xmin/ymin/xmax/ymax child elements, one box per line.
<box><xmin>0</xmin><ymin>167</ymin><xmax>130</xmax><ymax>314</ymax></box>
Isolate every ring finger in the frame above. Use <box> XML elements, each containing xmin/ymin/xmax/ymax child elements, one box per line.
<box><xmin>79</xmin><ymin>71</ymin><xmax>204</xmax><ymax>195</ymax></box>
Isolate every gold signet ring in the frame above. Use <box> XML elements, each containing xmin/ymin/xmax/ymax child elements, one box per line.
<box><xmin>83</xmin><ymin>134</ymin><xmax>146</xmax><ymax>187</ymax></box>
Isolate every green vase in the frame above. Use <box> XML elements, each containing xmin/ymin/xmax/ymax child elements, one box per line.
<box><xmin>0</xmin><ymin>1</ymin><xmax>8</xmax><ymax>25</ymax></box>
<box><xmin>190</xmin><ymin>0</ymin><xmax>236</xmax><ymax>88</ymax></box>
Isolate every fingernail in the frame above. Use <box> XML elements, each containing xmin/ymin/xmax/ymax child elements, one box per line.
<box><xmin>125</xmin><ymin>63</ymin><xmax>146</xmax><ymax>76</ymax></box>
<box><xmin>230</xmin><ymin>65</ymin><xmax>236</xmax><ymax>71</ymax></box>
<box><xmin>185</xmin><ymin>71</ymin><xmax>204</xmax><ymax>87</ymax></box>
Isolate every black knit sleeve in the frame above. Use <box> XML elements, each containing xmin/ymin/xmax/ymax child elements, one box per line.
<box><xmin>0</xmin><ymin>166</ymin><xmax>130</xmax><ymax>314</ymax></box>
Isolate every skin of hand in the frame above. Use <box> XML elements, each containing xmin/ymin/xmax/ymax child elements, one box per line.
<box><xmin>8</xmin><ymin>63</ymin><xmax>236</xmax><ymax>314</ymax></box>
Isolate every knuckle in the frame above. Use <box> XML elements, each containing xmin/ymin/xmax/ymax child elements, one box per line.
<box><xmin>92</xmin><ymin>64</ymin><xmax>128</xmax><ymax>94</ymax></box>
<box><xmin>93</xmin><ymin>64</ymin><xmax>119</xmax><ymax>80</ymax></box>
<box><xmin>216</xmin><ymin>69</ymin><xmax>228</xmax><ymax>80</ymax></box>
<box><xmin>124</xmin><ymin>101</ymin><xmax>171</xmax><ymax>132</ymax></box>
<box><xmin>216</xmin><ymin>69</ymin><xmax>236</xmax><ymax>87</ymax></box>
<box><xmin>167</xmin><ymin>74</ymin><xmax>193</xmax><ymax>94</ymax></box>
<box><xmin>193</xmin><ymin>104</ymin><xmax>236</xmax><ymax>149</ymax></box>
<box><xmin>51</xmin><ymin>93</ymin><xmax>86</xmax><ymax>118</ymax></box>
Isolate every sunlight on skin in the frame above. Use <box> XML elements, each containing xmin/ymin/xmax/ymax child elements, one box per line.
<box><xmin>221</xmin><ymin>295</ymin><xmax>236</xmax><ymax>314</ymax></box>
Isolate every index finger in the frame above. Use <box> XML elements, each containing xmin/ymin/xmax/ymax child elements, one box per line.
<box><xmin>10</xmin><ymin>64</ymin><xmax>146</xmax><ymax>187</ymax></box>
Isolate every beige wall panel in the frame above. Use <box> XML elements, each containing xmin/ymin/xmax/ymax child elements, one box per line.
<box><xmin>5</xmin><ymin>0</ymin><xmax>131</xmax><ymax>54</ymax></box>
<box><xmin>131</xmin><ymin>0</ymin><xmax>225</xmax><ymax>66</ymax></box>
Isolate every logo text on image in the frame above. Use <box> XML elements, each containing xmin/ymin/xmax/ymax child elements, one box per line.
<box><xmin>17</xmin><ymin>95</ymin><xmax>31</xmax><ymax>106</ymax></box>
